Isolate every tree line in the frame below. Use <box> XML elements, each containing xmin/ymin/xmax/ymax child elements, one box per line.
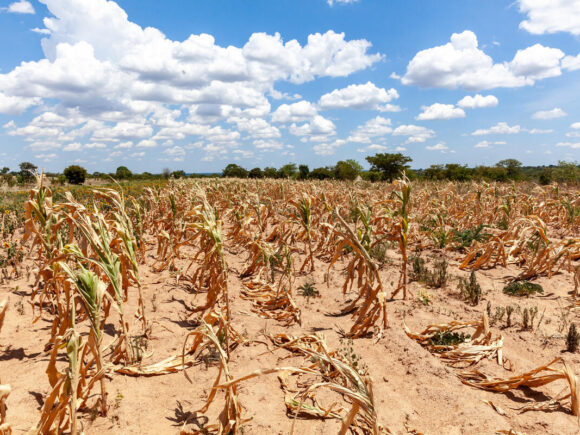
<box><xmin>1</xmin><ymin>153</ymin><xmax>579</xmax><ymax>186</ymax></box>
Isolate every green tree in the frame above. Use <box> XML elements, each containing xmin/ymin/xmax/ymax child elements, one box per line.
<box><xmin>553</xmin><ymin>161</ymin><xmax>580</xmax><ymax>182</ymax></box>
<box><xmin>115</xmin><ymin>166</ymin><xmax>132</xmax><ymax>180</ymax></box>
<box><xmin>63</xmin><ymin>165</ymin><xmax>87</xmax><ymax>185</ymax></box>
<box><xmin>222</xmin><ymin>163</ymin><xmax>248</xmax><ymax>178</ymax></box>
<box><xmin>496</xmin><ymin>159</ymin><xmax>522</xmax><ymax>180</ymax></box>
<box><xmin>263</xmin><ymin>167</ymin><xmax>278</xmax><ymax>178</ymax></box>
<box><xmin>298</xmin><ymin>164</ymin><xmax>310</xmax><ymax>180</ymax></box>
<box><xmin>19</xmin><ymin>162</ymin><xmax>38</xmax><ymax>184</ymax></box>
<box><xmin>248</xmin><ymin>167</ymin><xmax>264</xmax><ymax>179</ymax></box>
<box><xmin>334</xmin><ymin>159</ymin><xmax>363</xmax><ymax>180</ymax></box>
<box><xmin>309</xmin><ymin>167</ymin><xmax>333</xmax><ymax>180</ymax></box>
<box><xmin>171</xmin><ymin>170</ymin><xmax>186</xmax><ymax>179</ymax></box>
<box><xmin>278</xmin><ymin>163</ymin><xmax>298</xmax><ymax>179</ymax></box>
<box><xmin>444</xmin><ymin>163</ymin><xmax>472</xmax><ymax>181</ymax></box>
<box><xmin>365</xmin><ymin>153</ymin><xmax>412</xmax><ymax>182</ymax></box>
<box><xmin>0</xmin><ymin>167</ymin><xmax>9</xmax><ymax>175</ymax></box>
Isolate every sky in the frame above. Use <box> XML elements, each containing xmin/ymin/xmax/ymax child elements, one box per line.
<box><xmin>0</xmin><ymin>0</ymin><xmax>579</xmax><ymax>173</ymax></box>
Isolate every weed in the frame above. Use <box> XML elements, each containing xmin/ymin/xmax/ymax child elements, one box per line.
<box><xmin>429</xmin><ymin>331</ymin><xmax>471</xmax><ymax>346</ymax></box>
<box><xmin>458</xmin><ymin>271</ymin><xmax>482</xmax><ymax>305</ymax></box>
<box><xmin>337</xmin><ymin>338</ymin><xmax>368</xmax><ymax>376</ymax></box>
<box><xmin>297</xmin><ymin>281</ymin><xmax>319</xmax><ymax>302</ymax></box>
<box><xmin>503</xmin><ymin>281</ymin><xmax>544</xmax><ymax>297</ymax></box>
<box><xmin>452</xmin><ymin>224</ymin><xmax>491</xmax><ymax>250</ymax></box>
<box><xmin>566</xmin><ymin>324</ymin><xmax>579</xmax><ymax>353</ymax></box>
<box><xmin>506</xmin><ymin>306</ymin><xmax>515</xmax><ymax>328</ymax></box>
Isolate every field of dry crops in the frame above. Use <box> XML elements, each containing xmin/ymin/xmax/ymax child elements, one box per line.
<box><xmin>0</xmin><ymin>175</ymin><xmax>579</xmax><ymax>434</ymax></box>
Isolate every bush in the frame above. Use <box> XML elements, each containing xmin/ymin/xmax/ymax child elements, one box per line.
<box><xmin>63</xmin><ymin>165</ymin><xmax>87</xmax><ymax>185</ymax></box>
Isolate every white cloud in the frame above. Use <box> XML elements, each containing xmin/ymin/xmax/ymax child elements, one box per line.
<box><xmin>474</xmin><ymin>140</ymin><xmax>506</xmax><ymax>148</ymax></box>
<box><xmin>416</xmin><ymin>103</ymin><xmax>465</xmax><ymax>121</ymax></box>
<box><xmin>531</xmin><ymin>107</ymin><xmax>567</xmax><ymax>120</ymax></box>
<box><xmin>318</xmin><ymin>82</ymin><xmax>400</xmax><ymax>111</ymax></box>
<box><xmin>357</xmin><ymin>144</ymin><xmax>389</xmax><ymax>153</ymax></box>
<box><xmin>35</xmin><ymin>153</ymin><xmax>58</xmax><ymax>161</ymax></box>
<box><xmin>312</xmin><ymin>139</ymin><xmax>346</xmax><ymax>156</ymax></box>
<box><xmin>556</xmin><ymin>142</ymin><xmax>580</xmax><ymax>149</ymax></box>
<box><xmin>6</xmin><ymin>0</ymin><xmax>34</xmax><ymax>14</ymax></box>
<box><xmin>392</xmin><ymin>124</ymin><xmax>435</xmax><ymax>143</ymax></box>
<box><xmin>457</xmin><ymin>94</ymin><xmax>498</xmax><ymax>109</ymax></box>
<box><xmin>518</xmin><ymin>0</ymin><xmax>580</xmax><ymax>36</ymax></box>
<box><xmin>63</xmin><ymin>142</ymin><xmax>82</xmax><ymax>151</ymax></box>
<box><xmin>571</xmin><ymin>122</ymin><xmax>580</xmax><ymax>129</ymax></box>
<box><xmin>563</xmin><ymin>53</ymin><xmax>580</xmax><ymax>71</ymax></box>
<box><xmin>327</xmin><ymin>0</ymin><xmax>360</xmax><ymax>6</ymax></box>
<box><xmin>163</xmin><ymin>146</ymin><xmax>186</xmax><ymax>156</ymax></box>
<box><xmin>0</xmin><ymin>0</ymin><xmax>381</xmax><ymax>157</ymax></box>
<box><xmin>31</xmin><ymin>27</ymin><xmax>51</xmax><ymax>35</ymax></box>
<box><xmin>254</xmin><ymin>139</ymin><xmax>284</xmax><ymax>151</ymax></box>
<box><xmin>472</xmin><ymin>122</ymin><xmax>521</xmax><ymax>136</ymax></box>
<box><xmin>271</xmin><ymin>101</ymin><xmax>318</xmax><ymax>123</ymax></box>
<box><xmin>426</xmin><ymin>143</ymin><xmax>448</xmax><ymax>151</ymax></box>
<box><xmin>347</xmin><ymin>116</ymin><xmax>392</xmax><ymax>143</ymax></box>
<box><xmin>527</xmin><ymin>128</ymin><xmax>553</xmax><ymax>134</ymax></box>
<box><xmin>289</xmin><ymin>115</ymin><xmax>336</xmax><ymax>139</ymax></box>
<box><xmin>136</xmin><ymin>139</ymin><xmax>157</xmax><ymax>148</ymax></box>
<box><xmin>402</xmin><ymin>31</ymin><xmax>564</xmax><ymax>90</ymax></box>
<box><xmin>0</xmin><ymin>93</ymin><xmax>40</xmax><ymax>115</ymax></box>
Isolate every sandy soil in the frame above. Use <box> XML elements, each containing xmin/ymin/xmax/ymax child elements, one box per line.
<box><xmin>1</xmin><ymin>241</ymin><xmax>580</xmax><ymax>435</ymax></box>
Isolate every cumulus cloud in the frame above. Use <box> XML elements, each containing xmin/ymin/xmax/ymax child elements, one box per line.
<box><xmin>0</xmin><ymin>0</ymin><xmax>382</xmax><ymax>162</ymax></box>
<box><xmin>571</xmin><ymin>122</ymin><xmax>580</xmax><ymax>129</ymax></box>
<box><xmin>416</xmin><ymin>103</ymin><xmax>465</xmax><ymax>121</ymax></box>
<box><xmin>471</xmin><ymin>122</ymin><xmax>521</xmax><ymax>136</ymax></box>
<box><xmin>289</xmin><ymin>115</ymin><xmax>336</xmax><ymax>140</ymax></box>
<box><xmin>401</xmin><ymin>31</ymin><xmax>565</xmax><ymax>90</ymax></box>
<box><xmin>474</xmin><ymin>140</ymin><xmax>507</xmax><ymax>148</ymax></box>
<box><xmin>457</xmin><ymin>94</ymin><xmax>498</xmax><ymax>109</ymax></box>
<box><xmin>347</xmin><ymin>116</ymin><xmax>392</xmax><ymax>143</ymax></box>
<box><xmin>518</xmin><ymin>0</ymin><xmax>580</xmax><ymax>36</ymax></box>
<box><xmin>531</xmin><ymin>107</ymin><xmax>567</xmax><ymax>120</ymax></box>
<box><xmin>392</xmin><ymin>124</ymin><xmax>435</xmax><ymax>143</ymax></box>
<box><xmin>312</xmin><ymin>139</ymin><xmax>346</xmax><ymax>156</ymax></box>
<box><xmin>318</xmin><ymin>82</ymin><xmax>400</xmax><ymax>111</ymax></box>
<box><xmin>426</xmin><ymin>143</ymin><xmax>449</xmax><ymax>151</ymax></box>
<box><xmin>6</xmin><ymin>0</ymin><xmax>35</xmax><ymax>14</ymax></box>
<box><xmin>271</xmin><ymin>101</ymin><xmax>318</xmax><ymax>123</ymax></box>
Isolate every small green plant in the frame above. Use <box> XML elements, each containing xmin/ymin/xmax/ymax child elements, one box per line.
<box><xmin>452</xmin><ymin>224</ymin><xmax>491</xmax><ymax>250</ymax></box>
<box><xmin>298</xmin><ymin>281</ymin><xmax>319</xmax><ymax>301</ymax></box>
<box><xmin>566</xmin><ymin>323</ymin><xmax>579</xmax><ymax>353</ymax></box>
<box><xmin>409</xmin><ymin>255</ymin><xmax>427</xmax><ymax>282</ymax></box>
<box><xmin>408</xmin><ymin>256</ymin><xmax>448</xmax><ymax>288</ymax></box>
<box><xmin>369</xmin><ymin>241</ymin><xmax>389</xmax><ymax>264</ymax></box>
<box><xmin>429</xmin><ymin>331</ymin><xmax>471</xmax><ymax>346</ymax></box>
<box><xmin>503</xmin><ymin>281</ymin><xmax>544</xmax><ymax>297</ymax></box>
<box><xmin>491</xmin><ymin>306</ymin><xmax>506</xmax><ymax>326</ymax></box>
<box><xmin>506</xmin><ymin>306</ymin><xmax>515</xmax><ymax>328</ymax></box>
<box><xmin>458</xmin><ymin>271</ymin><xmax>482</xmax><ymax>305</ymax></box>
<box><xmin>521</xmin><ymin>306</ymin><xmax>538</xmax><ymax>331</ymax></box>
<box><xmin>337</xmin><ymin>338</ymin><xmax>368</xmax><ymax>375</ymax></box>
<box><xmin>417</xmin><ymin>288</ymin><xmax>432</xmax><ymax>306</ymax></box>
<box><xmin>114</xmin><ymin>391</ymin><xmax>124</xmax><ymax>409</ymax></box>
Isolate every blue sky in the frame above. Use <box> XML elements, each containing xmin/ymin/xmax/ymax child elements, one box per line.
<box><xmin>0</xmin><ymin>0</ymin><xmax>579</xmax><ymax>173</ymax></box>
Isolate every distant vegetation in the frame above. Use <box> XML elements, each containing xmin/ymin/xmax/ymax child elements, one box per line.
<box><xmin>0</xmin><ymin>153</ymin><xmax>578</xmax><ymax>187</ymax></box>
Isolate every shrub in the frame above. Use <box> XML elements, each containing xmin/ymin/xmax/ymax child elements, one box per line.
<box><xmin>429</xmin><ymin>331</ymin><xmax>471</xmax><ymax>346</ymax></box>
<box><xmin>63</xmin><ymin>165</ymin><xmax>87</xmax><ymax>185</ymax></box>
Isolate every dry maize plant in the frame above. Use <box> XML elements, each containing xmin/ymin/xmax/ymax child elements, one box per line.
<box><xmin>327</xmin><ymin>208</ymin><xmax>387</xmax><ymax>338</ymax></box>
<box><xmin>180</xmin><ymin>193</ymin><xmax>231</xmax><ymax>323</ymax></box>
<box><xmin>403</xmin><ymin>312</ymin><xmax>504</xmax><ymax>368</ymax></box>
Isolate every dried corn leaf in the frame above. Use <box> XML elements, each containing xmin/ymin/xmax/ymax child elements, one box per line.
<box><xmin>459</xmin><ymin>357</ymin><xmax>579</xmax><ymax>416</ymax></box>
